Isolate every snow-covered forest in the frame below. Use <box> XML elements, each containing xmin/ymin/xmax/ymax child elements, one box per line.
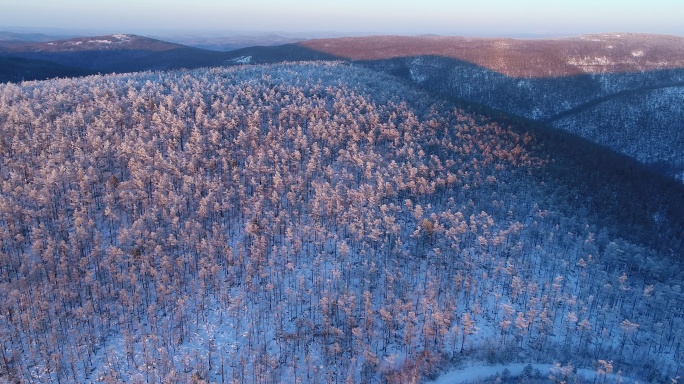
<box><xmin>0</xmin><ymin>62</ymin><xmax>682</xmax><ymax>383</ymax></box>
<box><xmin>361</xmin><ymin>54</ymin><xmax>684</xmax><ymax>181</ymax></box>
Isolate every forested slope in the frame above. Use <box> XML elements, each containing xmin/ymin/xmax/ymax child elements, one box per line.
<box><xmin>299</xmin><ymin>34</ymin><xmax>684</xmax><ymax>180</ymax></box>
<box><xmin>356</xmin><ymin>55</ymin><xmax>684</xmax><ymax>181</ymax></box>
<box><xmin>0</xmin><ymin>56</ymin><xmax>94</xmax><ymax>83</ymax></box>
<box><xmin>3</xmin><ymin>33</ymin><xmax>683</xmax><ymax>180</ymax></box>
<box><xmin>0</xmin><ymin>62</ymin><xmax>682</xmax><ymax>383</ymax></box>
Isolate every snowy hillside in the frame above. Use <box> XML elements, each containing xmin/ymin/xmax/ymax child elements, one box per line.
<box><xmin>0</xmin><ymin>62</ymin><xmax>682</xmax><ymax>383</ymax></box>
<box><xmin>552</xmin><ymin>86</ymin><xmax>684</xmax><ymax>179</ymax></box>
<box><xmin>4</xmin><ymin>32</ymin><xmax>682</xmax><ymax>181</ymax></box>
<box><xmin>356</xmin><ymin>55</ymin><xmax>684</xmax><ymax>181</ymax></box>
<box><xmin>297</xmin><ymin>34</ymin><xmax>684</xmax><ymax>181</ymax></box>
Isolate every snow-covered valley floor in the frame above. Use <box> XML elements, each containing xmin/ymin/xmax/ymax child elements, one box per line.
<box><xmin>429</xmin><ymin>362</ymin><xmax>639</xmax><ymax>384</ymax></box>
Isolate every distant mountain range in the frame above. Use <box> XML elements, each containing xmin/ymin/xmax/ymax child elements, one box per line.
<box><xmin>0</xmin><ymin>34</ymin><xmax>217</xmax><ymax>73</ymax></box>
<box><xmin>0</xmin><ymin>30</ymin><xmax>73</xmax><ymax>46</ymax></box>
<box><xmin>158</xmin><ymin>33</ymin><xmax>304</xmax><ymax>51</ymax></box>
<box><xmin>5</xmin><ymin>32</ymin><xmax>683</xmax><ymax>76</ymax></box>
<box><xmin>0</xmin><ymin>33</ymin><xmax>333</xmax><ymax>80</ymax></box>
<box><xmin>4</xmin><ymin>33</ymin><xmax>183</xmax><ymax>52</ymax></box>
<box><xmin>1</xmin><ymin>32</ymin><xmax>683</xmax><ymax>181</ymax></box>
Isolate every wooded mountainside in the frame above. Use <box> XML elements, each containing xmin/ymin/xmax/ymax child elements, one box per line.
<box><xmin>3</xmin><ymin>33</ymin><xmax>684</xmax><ymax>181</ymax></box>
<box><xmin>0</xmin><ymin>62</ymin><xmax>683</xmax><ymax>383</ymax></box>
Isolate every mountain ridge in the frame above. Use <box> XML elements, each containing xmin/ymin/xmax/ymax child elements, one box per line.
<box><xmin>158</xmin><ymin>33</ymin><xmax>305</xmax><ymax>51</ymax></box>
<box><xmin>348</xmin><ymin>53</ymin><xmax>684</xmax><ymax>180</ymax></box>
<box><xmin>0</xmin><ymin>33</ymin><xmax>184</xmax><ymax>52</ymax></box>
<box><xmin>299</xmin><ymin>33</ymin><xmax>684</xmax><ymax>77</ymax></box>
<box><xmin>0</xmin><ymin>33</ymin><xmax>227</xmax><ymax>73</ymax></box>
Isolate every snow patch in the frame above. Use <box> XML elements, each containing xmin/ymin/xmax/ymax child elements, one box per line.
<box><xmin>231</xmin><ymin>56</ymin><xmax>252</xmax><ymax>64</ymax></box>
<box><xmin>579</xmin><ymin>35</ymin><xmax>604</xmax><ymax>42</ymax></box>
<box><xmin>112</xmin><ymin>34</ymin><xmax>131</xmax><ymax>41</ymax></box>
<box><xmin>676</xmin><ymin>171</ymin><xmax>684</xmax><ymax>183</ymax></box>
<box><xmin>632</xmin><ymin>50</ymin><xmax>644</xmax><ymax>57</ymax></box>
<box><xmin>409</xmin><ymin>68</ymin><xmax>427</xmax><ymax>83</ymax></box>
<box><xmin>88</xmin><ymin>39</ymin><xmax>113</xmax><ymax>44</ymax></box>
<box><xmin>568</xmin><ymin>56</ymin><xmax>613</xmax><ymax>66</ymax></box>
<box><xmin>428</xmin><ymin>364</ymin><xmax>543</xmax><ymax>384</ymax></box>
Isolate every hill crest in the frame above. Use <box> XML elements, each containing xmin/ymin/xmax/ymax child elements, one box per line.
<box><xmin>1</xmin><ymin>33</ymin><xmax>184</xmax><ymax>53</ymax></box>
<box><xmin>299</xmin><ymin>33</ymin><xmax>684</xmax><ymax>77</ymax></box>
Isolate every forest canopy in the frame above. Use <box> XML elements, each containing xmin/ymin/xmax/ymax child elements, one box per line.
<box><xmin>0</xmin><ymin>62</ymin><xmax>682</xmax><ymax>383</ymax></box>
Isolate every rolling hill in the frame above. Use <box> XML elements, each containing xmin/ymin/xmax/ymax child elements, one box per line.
<box><xmin>159</xmin><ymin>33</ymin><xmax>305</xmax><ymax>51</ymax></box>
<box><xmin>1</xmin><ymin>33</ymin><xmax>183</xmax><ymax>53</ymax></box>
<box><xmin>12</xmin><ymin>33</ymin><xmax>665</xmax><ymax>182</ymax></box>
<box><xmin>0</xmin><ymin>33</ymin><xmax>338</xmax><ymax>80</ymax></box>
<box><xmin>298</xmin><ymin>34</ymin><xmax>684</xmax><ymax>180</ymax></box>
<box><xmin>0</xmin><ymin>30</ymin><xmax>73</xmax><ymax>48</ymax></box>
<box><xmin>0</xmin><ymin>34</ymin><xmax>226</xmax><ymax>72</ymax></box>
<box><xmin>299</xmin><ymin>34</ymin><xmax>684</xmax><ymax>77</ymax></box>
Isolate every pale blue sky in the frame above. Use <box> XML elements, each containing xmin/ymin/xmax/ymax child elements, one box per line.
<box><xmin>2</xmin><ymin>0</ymin><xmax>683</xmax><ymax>37</ymax></box>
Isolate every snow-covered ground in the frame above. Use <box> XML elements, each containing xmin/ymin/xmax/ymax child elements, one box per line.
<box><xmin>429</xmin><ymin>363</ymin><xmax>639</xmax><ymax>384</ymax></box>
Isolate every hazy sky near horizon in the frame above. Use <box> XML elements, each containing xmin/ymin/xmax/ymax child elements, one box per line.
<box><xmin>2</xmin><ymin>0</ymin><xmax>683</xmax><ymax>37</ymax></box>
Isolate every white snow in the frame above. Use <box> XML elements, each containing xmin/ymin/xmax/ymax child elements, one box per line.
<box><xmin>88</xmin><ymin>39</ymin><xmax>113</xmax><ymax>44</ymax></box>
<box><xmin>676</xmin><ymin>171</ymin><xmax>684</xmax><ymax>183</ymax></box>
<box><xmin>409</xmin><ymin>68</ymin><xmax>427</xmax><ymax>83</ymax></box>
<box><xmin>231</xmin><ymin>56</ymin><xmax>252</xmax><ymax>64</ymax></box>
<box><xmin>428</xmin><ymin>363</ymin><xmax>641</xmax><ymax>384</ymax></box>
<box><xmin>428</xmin><ymin>364</ymin><xmax>542</xmax><ymax>384</ymax></box>
<box><xmin>568</xmin><ymin>56</ymin><xmax>613</xmax><ymax>67</ymax></box>
<box><xmin>631</xmin><ymin>50</ymin><xmax>645</xmax><ymax>57</ymax></box>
